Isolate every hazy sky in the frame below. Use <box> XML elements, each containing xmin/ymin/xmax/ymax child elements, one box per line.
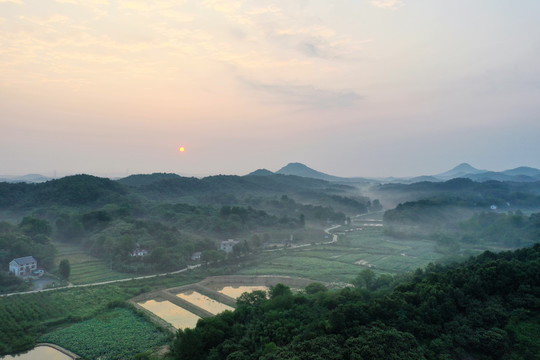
<box><xmin>1</xmin><ymin>0</ymin><xmax>539</xmax><ymax>178</ymax></box>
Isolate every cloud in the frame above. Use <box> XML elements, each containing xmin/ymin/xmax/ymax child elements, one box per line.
<box><xmin>0</xmin><ymin>0</ymin><xmax>24</xmax><ymax>3</ymax></box>
<box><xmin>56</xmin><ymin>0</ymin><xmax>109</xmax><ymax>4</ymax></box>
<box><xmin>238</xmin><ymin>75</ymin><xmax>361</xmax><ymax>109</ymax></box>
<box><xmin>202</xmin><ymin>0</ymin><xmax>244</xmax><ymax>14</ymax></box>
<box><xmin>370</xmin><ymin>0</ymin><xmax>404</xmax><ymax>10</ymax></box>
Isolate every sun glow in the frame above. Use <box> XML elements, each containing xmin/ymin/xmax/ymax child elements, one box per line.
<box><xmin>179</xmin><ymin>146</ymin><xmax>185</xmax><ymax>152</ymax></box>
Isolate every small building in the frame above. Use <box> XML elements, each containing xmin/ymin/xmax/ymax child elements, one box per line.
<box><xmin>9</xmin><ymin>256</ymin><xmax>38</xmax><ymax>277</ymax></box>
<box><xmin>220</xmin><ymin>239</ymin><xmax>239</xmax><ymax>253</ymax></box>
<box><xmin>130</xmin><ymin>248</ymin><xmax>149</xmax><ymax>257</ymax></box>
<box><xmin>191</xmin><ymin>251</ymin><xmax>202</xmax><ymax>261</ymax></box>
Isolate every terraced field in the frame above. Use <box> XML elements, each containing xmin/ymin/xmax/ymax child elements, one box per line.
<box><xmin>53</xmin><ymin>242</ymin><xmax>129</xmax><ymax>284</ymax></box>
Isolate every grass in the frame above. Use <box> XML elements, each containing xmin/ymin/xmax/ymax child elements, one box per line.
<box><xmin>53</xmin><ymin>241</ymin><xmax>130</xmax><ymax>284</ymax></box>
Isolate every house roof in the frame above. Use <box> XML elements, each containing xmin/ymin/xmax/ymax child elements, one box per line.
<box><xmin>11</xmin><ymin>256</ymin><xmax>37</xmax><ymax>265</ymax></box>
<box><xmin>221</xmin><ymin>239</ymin><xmax>239</xmax><ymax>245</ymax></box>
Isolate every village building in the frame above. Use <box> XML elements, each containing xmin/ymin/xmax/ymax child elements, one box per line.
<box><xmin>9</xmin><ymin>256</ymin><xmax>38</xmax><ymax>277</ymax></box>
<box><xmin>130</xmin><ymin>248</ymin><xmax>149</xmax><ymax>257</ymax></box>
<box><xmin>191</xmin><ymin>251</ymin><xmax>202</xmax><ymax>261</ymax></box>
<box><xmin>220</xmin><ymin>239</ymin><xmax>239</xmax><ymax>253</ymax></box>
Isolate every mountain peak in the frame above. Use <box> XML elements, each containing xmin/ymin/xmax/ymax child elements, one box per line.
<box><xmin>452</xmin><ymin>163</ymin><xmax>479</xmax><ymax>172</ymax></box>
<box><xmin>276</xmin><ymin>162</ymin><xmax>337</xmax><ymax>181</ymax></box>
<box><xmin>435</xmin><ymin>163</ymin><xmax>484</xmax><ymax>179</ymax></box>
<box><xmin>246</xmin><ymin>169</ymin><xmax>274</xmax><ymax>176</ymax></box>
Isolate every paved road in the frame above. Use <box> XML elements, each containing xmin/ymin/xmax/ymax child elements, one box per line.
<box><xmin>0</xmin><ymin>264</ymin><xmax>201</xmax><ymax>298</ymax></box>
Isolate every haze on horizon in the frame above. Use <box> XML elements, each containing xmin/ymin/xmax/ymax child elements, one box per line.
<box><xmin>1</xmin><ymin>0</ymin><xmax>539</xmax><ymax>178</ymax></box>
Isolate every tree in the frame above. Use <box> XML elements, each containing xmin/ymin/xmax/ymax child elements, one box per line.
<box><xmin>305</xmin><ymin>282</ymin><xmax>327</xmax><ymax>294</ymax></box>
<box><xmin>59</xmin><ymin>259</ymin><xmax>70</xmax><ymax>280</ymax></box>
<box><xmin>353</xmin><ymin>269</ymin><xmax>376</xmax><ymax>290</ymax></box>
<box><xmin>19</xmin><ymin>217</ymin><xmax>52</xmax><ymax>238</ymax></box>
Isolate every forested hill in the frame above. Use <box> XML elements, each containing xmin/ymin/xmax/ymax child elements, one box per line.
<box><xmin>0</xmin><ymin>173</ymin><xmax>353</xmax><ymax>210</ymax></box>
<box><xmin>118</xmin><ymin>173</ymin><xmax>352</xmax><ymax>201</ymax></box>
<box><xmin>173</xmin><ymin>244</ymin><xmax>540</xmax><ymax>360</ymax></box>
<box><xmin>373</xmin><ymin>178</ymin><xmax>540</xmax><ymax>208</ymax></box>
<box><xmin>0</xmin><ymin>175</ymin><xmax>125</xmax><ymax>209</ymax></box>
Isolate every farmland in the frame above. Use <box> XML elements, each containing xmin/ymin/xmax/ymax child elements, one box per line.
<box><xmin>53</xmin><ymin>242</ymin><xmax>130</xmax><ymax>285</ymax></box>
<box><xmin>238</xmin><ymin>215</ymin><xmax>447</xmax><ymax>283</ymax></box>
<box><xmin>39</xmin><ymin>307</ymin><xmax>169</xmax><ymax>360</ymax></box>
<box><xmin>0</xmin><ymin>271</ymin><xmax>202</xmax><ymax>355</ymax></box>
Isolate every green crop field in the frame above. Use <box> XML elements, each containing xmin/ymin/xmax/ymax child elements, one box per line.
<box><xmin>39</xmin><ymin>307</ymin><xmax>169</xmax><ymax>360</ymax></box>
<box><xmin>239</xmin><ymin>221</ymin><xmax>447</xmax><ymax>283</ymax></box>
<box><xmin>53</xmin><ymin>242</ymin><xmax>130</xmax><ymax>284</ymax></box>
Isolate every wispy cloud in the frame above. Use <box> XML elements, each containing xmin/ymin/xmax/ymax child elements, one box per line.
<box><xmin>370</xmin><ymin>0</ymin><xmax>404</xmax><ymax>10</ymax></box>
<box><xmin>0</xmin><ymin>0</ymin><xmax>24</xmax><ymax>4</ymax></box>
<box><xmin>238</xmin><ymin>75</ymin><xmax>361</xmax><ymax>109</ymax></box>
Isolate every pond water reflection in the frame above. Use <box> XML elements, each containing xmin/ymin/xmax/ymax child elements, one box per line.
<box><xmin>176</xmin><ymin>291</ymin><xmax>234</xmax><ymax>315</ymax></box>
<box><xmin>1</xmin><ymin>345</ymin><xmax>72</xmax><ymax>360</ymax></box>
<box><xmin>138</xmin><ymin>299</ymin><xmax>200</xmax><ymax>330</ymax></box>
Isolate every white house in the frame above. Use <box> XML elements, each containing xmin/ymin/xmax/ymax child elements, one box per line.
<box><xmin>220</xmin><ymin>239</ymin><xmax>239</xmax><ymax>253</ymax></box>
<box><xmin>130</xmin><ymin>248</ymin><xmax>149</xmax><ymax>257</ymax></box>
<box><xmin>9</xmin><ymin>256</ymin><xmax>37</xmax><ymax>277</ymax></box>
<box><xmin>191</xmin><ymin>251</ymin><xmax>202</xmax><ymax>261</ymax></box>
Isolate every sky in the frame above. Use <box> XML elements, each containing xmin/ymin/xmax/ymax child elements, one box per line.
<box><xmin>1</xmin><ymin>0</ymin><xmax>540</xmax><ymax>178</ymax></box>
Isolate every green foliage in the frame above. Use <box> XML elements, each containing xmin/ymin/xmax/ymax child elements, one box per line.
<box><xmin>0</xmin><ymin>219</ymin><xmax>56</xmax><ymax>274</ymax></box>
<box><xmin>173</xmin><ymin>245</ymin><xmax>540</xmax><ymax>360</ymax></box>
<box><xmin>0</xmin><ymin>271</ymin><xmax>27</xmax><ymax>293</ymax></box>
<box><xmin>19</xmin><ymin>216</ymin><xmax>52</xmax><ymax>238</ymax></box>
<box><xmin>304</xmin><ymin>282</ymin><xmax>327</xmax><ymax>294</ymax></box>
<box><xmin>0</xmin><ymin>175</ymin><xmax>126</xmax><ymax>209</ymax></box>
<box><xmin>352</xmin><ymin>269</ymin><xmax>376</xmax><ymax>290</ymax></box>
<box><xmin>0</xmin><ymin>285</ymin><xmax>138</xmax><ymax>355</ymax></box>
<box><xmin>58</xmin><ymin>259</ymin><xmax>70</xmax><ymax>280</ymax></box>
<box><xmin>39</xmin><ymin>307</ymin><xmax>168</xmax><ymax>360</ymax></box>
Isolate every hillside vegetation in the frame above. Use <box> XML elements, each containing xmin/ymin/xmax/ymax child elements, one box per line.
<box><xmin>173</xmin><ymin>245</ymin><xmax>540</xmax><ymax>360</ymax></box>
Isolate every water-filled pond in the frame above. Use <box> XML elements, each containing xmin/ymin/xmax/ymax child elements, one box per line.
<box><xmin>138</xmin><ymin>299</ymin><xmax>200</xmax><ymax>330</ymax></box>
<box><xmin>1</xmin><ymin>345</ymin><xmax>72</xmax><ymax>360</ymax></box>
<box><xmin>218</xmin><ymin>286</ymin><xmax>268</xmax><ymax>299</ymax></box>
<box><xmin>176</xmin><ymin>291</ymin><xmax>234</xmax><ymax>315</ymax></box>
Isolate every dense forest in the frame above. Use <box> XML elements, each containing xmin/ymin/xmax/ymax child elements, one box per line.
<box><xmin>172</xmin><ymin>245</ymin><xmax>540</xmax><ymax>360</ymax></box>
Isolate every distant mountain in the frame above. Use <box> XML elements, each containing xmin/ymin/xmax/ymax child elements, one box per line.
<box><xmin>247</xmin><ymin>169</ymin><xmax>274</xmax><ymax>176</ymax></box>
<box><xmin>269</xmin><ymin>162</ymin><xmax>540</xmax><ymax>184</ymax></box>
<box><xmin>275</xmin><ymin>162</ymin><xmax>357</xmax><ymax>183</ymax></box>
<box><xmin>434</xmin><ymin>163</ymin><xmax>485</xmax><ymax>180</ymax></box>
<box><xmin>406</xmin><ymin>175</ymin><xmax>443</xmax><ymax>183</ymax></box>
<box><xmin>117</xmin><ymin>173</ymin><xmax>181</xmax><ymax>187</ymax></box>
<box><xmin>432</xmin><ymin>163</ymin><xmax>540</xmax><ymax>183</ymax></box>
<box><xmin>502</xmin><ymin>166</ymin><xmax>540</xmax><ymax>177</ymax></box>
<box><xmin>0</xmin><ymin>174</ymin><xmax>51</xmax><ymax>183</ymax></box>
